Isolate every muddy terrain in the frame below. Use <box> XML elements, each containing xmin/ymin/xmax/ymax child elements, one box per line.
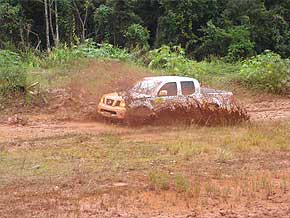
<box><xmin>0</xmin><ymin>61</ymin><xmax>289</xmax><ymax>218</ymax></box>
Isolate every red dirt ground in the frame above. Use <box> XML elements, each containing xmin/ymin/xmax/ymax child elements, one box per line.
<box><xmin>0</xmin><ymin>60</ymin><xmax>289</xmax><ymax>217</ymax></box>
<box><xmin>0</xmin><ymin>119</ymin><xmax>289</xmax><ymax>218</ymax></box>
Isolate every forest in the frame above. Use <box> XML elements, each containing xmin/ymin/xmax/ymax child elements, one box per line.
<box><xmin>1</xmin><ymin>0</ymin><xmax>290</xmax><ymax>60</ymax></box>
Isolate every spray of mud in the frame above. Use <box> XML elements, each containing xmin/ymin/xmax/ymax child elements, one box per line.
<box><xmin>124</xmin><ymin>94</ymin><xmax>249</xmax><ymax>126</ymax></box>
<box><xmin>44</xmin><ymin>60</ymin><xmax>150</xmax><ymax>121</ymax></box>
<box><xmin>153</xmin><ymin>99</ymin><xmax>249</xmax><ymax>126</ymax></box>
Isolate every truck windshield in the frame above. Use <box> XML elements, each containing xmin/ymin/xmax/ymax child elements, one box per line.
<box><xmin>130</xmin><ymin>79</ymin><xmax>162</xmax><ymax>95</ymax></box>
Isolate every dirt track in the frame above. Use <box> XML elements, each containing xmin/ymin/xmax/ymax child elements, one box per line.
<box><xmin>0</xmin><ymin>118</ymin><xmax>290</xmax><ymax>218</ymax></box>
<box><xmin>246</xmin><ymin>97</ymin><xmax>290</xmax><ymax>121</ymax></box>
<box><xmin>1</xmin><ymin>98</ymin><xmax>290</xmax><ymax>218</ymax></box>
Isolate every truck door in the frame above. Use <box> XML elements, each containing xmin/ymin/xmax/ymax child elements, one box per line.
<box><xmin>180</xmin><ymin>81</ymin><xmax>195</xmax><ymax>96</ymax></box>
<box><xmin>156</xmin><ymin>82</ymin><xmax>178</xmax><ymax>100</ymax></box>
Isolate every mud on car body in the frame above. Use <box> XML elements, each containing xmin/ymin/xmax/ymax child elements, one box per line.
<box><xmin>97</xmin><ymin>76</ymin><xmax>238</xmax><ymax>122</ymax></box>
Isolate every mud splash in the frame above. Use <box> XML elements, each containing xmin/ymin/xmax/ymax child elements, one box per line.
<box><xmin>153</xmin><ymin>98</ymin><xmax>249</xmax><ymax>126</ymax></box>
<box><xmin>124</xmin><ymin>94</ymin><xmax>249</xmax><ymax>126</ymax></box>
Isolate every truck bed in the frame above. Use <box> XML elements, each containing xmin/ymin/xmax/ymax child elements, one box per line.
<box><xmin>201</xmin><ymin>87</ymin><xmax>232</xmax><ymax>95</ymax></box>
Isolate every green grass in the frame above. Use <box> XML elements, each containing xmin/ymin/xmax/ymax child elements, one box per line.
<box><xmin>148</xmin><ymin>171</ymin><xmax>170</xmax><ymax>191</ymax></box>
<box><xmin>0</xmin><ymin>120</ymin><xmax>289</xmax><ymax>197</ymax></box>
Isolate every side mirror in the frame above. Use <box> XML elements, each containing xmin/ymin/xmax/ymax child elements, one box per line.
<box><xmin>159</xmin><ymin>90</ymin><xmax>168</xmax><ymax>96</ymax></box>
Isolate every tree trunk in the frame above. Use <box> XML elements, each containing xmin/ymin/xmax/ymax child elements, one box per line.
<box><xmin>49</xmin><ymin>0</ymin><xmax>56</xmax><ymax>44</ymax></box>
<box><xmin>55</xmin><ymin>0</ymin><xmax>59</xmax><ymax>47</ymax></box>
<box><xmin>72</xmin><ymin>0</ymin><xmax>90</xmax><ymax>42</ymax></box>
<box><xmin>19</xmin><ymin>27</ymin><xmax>25</xmax><ymax>49</ymax></box>
<box><xmin>44</xmin><ymin>0</ymin><xmax>51</xmax><ymax>52</ymax></box>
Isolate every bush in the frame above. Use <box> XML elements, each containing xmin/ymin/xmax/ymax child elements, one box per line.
<box><xmin>23</xmin><ymin>40</ymin><xmax>136</xmax><ymax>69</ymax></box>
<box><xmin>125</xmin><ymin>24</ymin><xmax>150</xmax><ymax>50</ymax></box>
<box><xmin>0</xmin><ymin>50</ymin><xmax>21</xmax><ymax>66</ymax></box>
<box><xmin>148</xmin><ymin>171</ymin><xmax>170</xmax><ymax>191</ymax></box>
<box><xmin>0</xmin><ymin>66</ymin><xmax>26</xmax><ymax>95</ymax></box>
<box><xmin>239</xmin><ymin>51</ymin><xmax>290</xmax><ymax>94</ymax></box>
<box><xmin>0</xmin><ymin>50</ymin><xmax>26</xmax><ymax>95</ymax></box>
<box><xmin>84</xmin><ymin>42</ymin><xmax>134</xmax><ymax>61</ymax></box>
<box><xmin>197</xmin><ymin>22</ymin><xmax>255</xmax><ymax>61</ymax></box>
<box><xmin>147</xmin><ymin>45</ymin><xmax>205</xmax><ymax>80</ymax></box>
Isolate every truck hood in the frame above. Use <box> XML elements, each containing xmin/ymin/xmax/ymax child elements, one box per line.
<box><xmin>103</xmin><ymin>91</ymin><xmax>151</xmax><ymax>100</ymax></box>
<box><xmin>102</xmin><ymin>92</ymin><xmax>123</xmax><ymax>101</ymax></box>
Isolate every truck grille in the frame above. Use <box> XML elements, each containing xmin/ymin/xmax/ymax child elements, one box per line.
<box><xmin>115</xmin><ymin>100</ymin><xmax>121</xmax><ymax>106</ymax></box>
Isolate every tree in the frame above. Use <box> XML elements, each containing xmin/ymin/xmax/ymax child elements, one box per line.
<box><xmin>133</xmin><ymin>0</ymin><xmax>162</xmax><ymax>46</ymax></box>
<box><xmin>49</xmin><ymin>0</ymin><xmax>60</xmax><ymax>47</ymax></box>
<box><xmin>44</xmin><ymin>0</ymin><xmax>51</xmax><ymax>52</ymax></box>
<box><xmin>0</xmin><ymin>0</ymin><xmax>289</xmax><ymax>58</ymax></box>
<box><xmin>156</xmin><ymin>0</ymin><xmax>219</xmax><ymax>52</ymax></box>
<box><xmin>221</xmin><ymin>0</ymin><xmax>290</xmax><ymax>57</ymax></box>
<box><xmin>196</xmin><ymin>21</ymin><xmax>254</xmax><ymax>60</ymax></box>
<box><xmin>0</xmin><ymin>1</ymin><xmax>28</xmax><ymax>49</ymax></box>
<box><xmin>72</xmin><ymin>0</ymin><xmax>92</xmax><ymax>41</ymax></box>
<box><xmin>94</xmin><ymin>1</ymin><xmax>141</xmax><ymax>46</ymax></box>
<box><xmin>94</xmin><ymin>4</ymin><xmax>113</xmax><ymax>42</ymax></box>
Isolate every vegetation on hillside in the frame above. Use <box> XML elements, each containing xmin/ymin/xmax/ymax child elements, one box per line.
<box><xmin>1</xmin><ymin>42</ymin><xmax>289</xmax><ymax>98</ymax></box>
<box><xmin>0</xmin><ymin>0</ymin><xmax>290</xmax><ymax>97</ymax></box>
<box><xmin>0</xmin><ymin>50</ymin><xmax>26</xmax><ymax>95</ymax></box>
<box><xmin>240</xmin><ymin>51</ymin><xmax>290</xmax><ymax>94</ymax></box>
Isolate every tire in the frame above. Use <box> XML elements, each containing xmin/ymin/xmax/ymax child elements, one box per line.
<box><xmin>125</xmin><ymin>106</ymin><xmax>153</xmax><ymax>126</ymax></box>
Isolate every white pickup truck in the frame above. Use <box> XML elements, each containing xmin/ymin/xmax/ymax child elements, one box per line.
<box><xmin>98</xmin><ymin>76</ymin><xmax>235</xmax><ymax>120</ymax></box>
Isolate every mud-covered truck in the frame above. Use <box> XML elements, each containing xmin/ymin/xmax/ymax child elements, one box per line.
<box><xmin>97</xmin><ymin>76</ymin><xmax>239</xmax><ymax>123</ymax></box>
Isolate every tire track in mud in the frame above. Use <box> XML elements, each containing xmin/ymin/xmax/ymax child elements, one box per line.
<box><xmin>246</xmin><ymin>99</ymin><xmax>290</xmax><ymax>121</ymax></box>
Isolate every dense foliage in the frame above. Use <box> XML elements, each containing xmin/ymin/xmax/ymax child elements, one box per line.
<box><xmin>0</xmin><ymin>41</ymin><xmax>289</xmax><ymax>96</ymax></box>
<box><xmin>0</xmin><ymin>0</ymin><xmax>289</xmax><ymax>59</ymax></box>
<box><xmin>23</xmin><ymin>40</ymin><xmax>135</xmax><ymax>69</ymax></box>
<box><xmin>1</xmin><ymin>0</ymin><xmax>290</xmax><ymax>96</ymax></box>
<box><xmin>0</xmin><ymin>50</ymin><xmax>26</xmax><ymax>95</ymax></box>
<box><xmin>240</xmin><ymin>51</ymin><xmax>290</xmax><ymax>94</ymax></box>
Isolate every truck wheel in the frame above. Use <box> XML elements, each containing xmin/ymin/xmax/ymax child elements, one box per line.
<box><xmin>208</xmin><ymin>103</ymin><xmax>220</xmax><ymax>109</ymax></box>
<box><xmin>125</xmin><ymin>106</ymin><xmax>153</xmax><ymax>126</ymax></box>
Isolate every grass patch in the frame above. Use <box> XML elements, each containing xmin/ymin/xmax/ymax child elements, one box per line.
<box><xmin>174</xmin><ymin>174</ymin><xmax>190</xmax><ymax>193</ymax></box>
<box><xmin>166</xmin><ymin>141</ymin><xmax>210</xmax><ymax>157</ymax></box>
<box><xmin>148</xmin><ymin>171</ymin><xmax>170</xmax><ymax>191</ymax></box>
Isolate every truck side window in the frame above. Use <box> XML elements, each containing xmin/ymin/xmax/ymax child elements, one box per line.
<box><xmin>158</xmin><ymin>82</ymin><xmax>177</xmax><ymax>96</ymax></box>
<box><xmin>181</xmin><ymin>81</ymin><xmax>195</xmax><ymax>95</ymax></box>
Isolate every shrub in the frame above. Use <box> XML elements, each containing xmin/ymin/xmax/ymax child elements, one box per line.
<box><xmin>0</xmin><ymin>50</ymin><xmax>21</xmax><ymax>66</ymax></box>
<box><xmin>48</xmin><ymin>40</ymin><xmax>135</xmax><ymax>65</ymax></box>
<box><xmin>239</xmin><ymin>51</ymin><xmax>290</xmax><ymax>94</ymax></box>
<box><xmin>147</xmin><ymin>45</ymin><xmax>244</xmax><ymax>84</ymax></box>
<box><xmin>0</xmin><ymin>50</ymin><xmax>26</xmax><ymax>95</ymax></box>
<box><xmin>147</xmin><ymin>45</ymin><xmax>205</xmax><ymax>80</ymax></box>
<box><xmin>148</xmin><ymin>171</ymin><xmax>170</xmax><ymax>191</ymax></box>
<box><xmin>125</xmin><ymin>24</ymin><xmax>150</xmax><ymax>50</ymax></box>
<box><xmin>174</xmin><ymin>175</ymin><xmax>190</xmax><ymax>193</ymax></box>
<box><xmin>25</xmin><ymin>40</ymin><xmax>136</xmax><ymax>69</ymax></box>
<box><xmin>88</xmin><ymin>42</ymin><xmax>134</xmax><ymax>61</ymax></box>
<box><xmin>0</xmin><ymin>66</ymin><xmax>26</xmax><ymax>95</ymax></box>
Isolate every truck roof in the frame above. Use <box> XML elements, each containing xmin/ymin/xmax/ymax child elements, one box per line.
<box><xmin>144</xmin><ymin>76</ymin><xmax>197</xmax><ymax>83</ymax></box>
